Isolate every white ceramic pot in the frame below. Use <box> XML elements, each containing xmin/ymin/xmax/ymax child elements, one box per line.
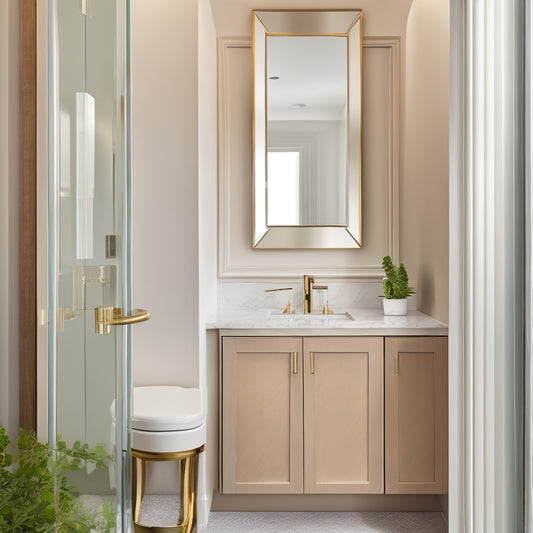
<box><xmin>383</xmin><ymin>298</ymin><xmax>408</xmax><ymax>316</ymax></box>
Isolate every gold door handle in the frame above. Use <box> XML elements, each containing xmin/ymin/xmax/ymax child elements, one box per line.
<box><xmin>291</xmin><ymin>352</ymin><xmax>298</xmax><ymax>374</ymax></box>
<box><xmin>95</xmin><ymin>306</ymin><xmax>151</xmax><ymax>335</ymax></box>
<box><xmin>310</xmin><ymin>352</ymin><xmax>316</xmax><ymax>374</ymax></box>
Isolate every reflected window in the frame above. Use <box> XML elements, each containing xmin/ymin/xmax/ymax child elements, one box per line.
<box><xmin>267</xmin><ymin>151</ymin><xmax>300</xmax><ymax>225</ymax></box>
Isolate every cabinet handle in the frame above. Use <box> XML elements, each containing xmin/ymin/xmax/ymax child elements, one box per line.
<box><xmin>394</xmin><ymin>354</ymin><xmax>399</xmax><ymax>374</ymax></box>
<box><xmin>291</xmin><ymin>352</ymin><xmax>298</xmax><ymax>374</ymax></box>
<box><xmin>310</xmin><ymin>352</ymin><xmax>316</xmax><ymax>374</ymax></box>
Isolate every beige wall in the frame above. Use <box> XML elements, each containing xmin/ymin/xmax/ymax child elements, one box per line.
<box><xmin>131</xmin><ymin>0</ymin><xmax>218</xmax><ymax>389</ymax></box>
<box><xmin>0</xmin><ymin>0</ymin><xmax>19</xmax><ymax>439</ymax></box>
<box><xmin>131</xmin><ymin>0</ymin><xmax>201</xmax><ymax>388</ymax></box>
<box><xmin>210</xmin><ymin>0</ymin><xmax>413</xmax><ymax>37</ymax></box>
<box><xmin>213</xmin><ymin>0</ymin><xmax>449</xmax><ymax>320</ymax></box>
<box><xmin>402</xmin><ymin>0</ymin><xmax>449</xmax><ymax>322</ymax></box>
<box><xmin>215</xmin><ymin>0</ymin><xmax>414</xmax><ymax>278</ymax></box>
<box><xmin>130</xmin><ymin>0</ymin><xmax>218</xmax><ymax>504</ymax></box>
<box><xmin>218</xmin><ymin>38</ymin><xmax>400</xmax><ymax>278</ymax></box>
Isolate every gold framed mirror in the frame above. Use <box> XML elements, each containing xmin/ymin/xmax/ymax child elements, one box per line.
<box><xmin>252</xmin><ymin>10</ymin><xmax>363</xmax><ymax>249</ymax></box>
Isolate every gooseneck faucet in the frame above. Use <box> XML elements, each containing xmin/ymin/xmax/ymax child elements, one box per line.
<box><xmin>303</xmin><ymin>275</ymin><xmax>330</xmax><ymax>314</ymax></box>
<box><xmin>303</xmin><ymin>275</ymin><xmax>314</xmax><ymax>313</ymax></box>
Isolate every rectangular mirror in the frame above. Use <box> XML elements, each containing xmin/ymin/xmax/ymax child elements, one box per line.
<box><xmin>253</xmin><ymin>10</ymin><xmax>363</xmax><ymax>249</ymax></box>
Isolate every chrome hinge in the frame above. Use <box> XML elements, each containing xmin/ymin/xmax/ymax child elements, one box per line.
<box><xmin>106</xmin><ymin>235</ymin><xmax>117</xmax><ymax>259</ymax></box>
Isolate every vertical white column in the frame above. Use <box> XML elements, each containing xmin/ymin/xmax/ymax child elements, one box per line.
<box><xmin>450</xmin><ymin>0</ymin><xmax>525</xmax><ymax>531</ymax></box>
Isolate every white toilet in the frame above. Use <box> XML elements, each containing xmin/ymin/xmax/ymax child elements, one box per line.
<box><xmin>131</xmin><ymin>385</ymin><xmax>206</xmax><ymax>533</ymax></box>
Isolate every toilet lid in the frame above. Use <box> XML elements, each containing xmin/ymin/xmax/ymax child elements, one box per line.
<box><xmin>132</xmin><ymin>386</ymin><xmax>205</xmax><ymax>431</ymax></box>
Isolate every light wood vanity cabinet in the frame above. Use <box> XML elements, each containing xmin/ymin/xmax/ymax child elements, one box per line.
<box><xmin>221</xmin><ymin>335</ymin><xmax>448</xmax><ymax>496</ymax></box>
<box><xmin>385</xmin><ymin>336</ymin><xmax>448</xmax><ymax>494</ymax></box>
<box><xmin>221</xmin><ymin>337</ymin><xmax>304</xmax><ymax>494</ymax></box>
<box><xmin>302</xmin><ymin>337</ymin><xmax>383</xmax><ymax>494</ymax></box>
<box><xmin>221</xmin><ymin>336</ymin><xmax>384</xmax><ymax>494</ymax></box>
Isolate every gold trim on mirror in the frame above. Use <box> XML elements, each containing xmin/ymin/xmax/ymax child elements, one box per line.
<box><xmin>252</xmin><ymin>10</ymin><xmax>363</xmax><ymax>249</ymax></box>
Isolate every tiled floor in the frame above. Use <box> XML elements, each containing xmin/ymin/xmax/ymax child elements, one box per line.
<box><xmin>139</xmin><ymin>495</ymin><xmax>448</xmax><ymax>532</ymax></box>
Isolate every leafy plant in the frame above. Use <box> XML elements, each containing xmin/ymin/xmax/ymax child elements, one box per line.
<box><xmin>0</xmin><ymin>426</ymin><xmax>116</xmax><ymax>532</ymax></box>
<box><xmin>382</xmin><ymin>255</ymin><xmax>415</xmax><ymax>299</ymax></box>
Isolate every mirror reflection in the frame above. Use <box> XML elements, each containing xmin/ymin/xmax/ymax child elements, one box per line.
<box><xmin>253</xmin><ymin>10</ymin><xmax>362</xmax><ymax>248</ymax></box>
<box><xmin>267</xmin><ymin>35</ymin><xmax>347</xmax><ymax>226</ymax></box>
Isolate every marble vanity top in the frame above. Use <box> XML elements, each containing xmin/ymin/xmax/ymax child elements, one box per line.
<box><xmin>207</xmin><ymin>309</ymin><xmax>448</xmax><ymax>336</ymax></box>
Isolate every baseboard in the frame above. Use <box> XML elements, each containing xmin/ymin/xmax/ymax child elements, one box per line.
<box><xmin>211</xmin><ymin>492</ymin><xmax>445</xmax><ymax>512</ymax></box>
<box><xmin>438</xmin><ymin>494</ymin><xmax>449</xmax><ymax>520</ymax></box>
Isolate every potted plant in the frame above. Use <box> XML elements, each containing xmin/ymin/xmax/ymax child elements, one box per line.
<box><xmin>381</xmin><ymin>256</ymin><xmax>415</xmax><ymax>316</ymax></box>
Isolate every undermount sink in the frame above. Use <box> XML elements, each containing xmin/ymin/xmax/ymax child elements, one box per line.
<box><xmin>269</xmin><ymin>311</ymin><xmax>355</xmax><ymax>321</ymax></box>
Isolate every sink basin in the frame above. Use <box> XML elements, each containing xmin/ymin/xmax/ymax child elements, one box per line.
<box><xmin>269</xmin><ymin>311</ymin><xmax>355</xmax><ymax>321</ymax></box>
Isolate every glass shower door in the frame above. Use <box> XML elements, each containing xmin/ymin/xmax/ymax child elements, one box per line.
<box><xmin>49</xmin><ymin>0</ymin><xmax>135</xmax><ymax>530</ymax></box>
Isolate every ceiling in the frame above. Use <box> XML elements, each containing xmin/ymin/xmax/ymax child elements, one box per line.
<box><xmin>266</xmin><ymin>35</ymin><xmax>347</xmax><ymax>121</ymax></box>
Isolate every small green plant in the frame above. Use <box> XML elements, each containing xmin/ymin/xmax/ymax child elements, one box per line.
<box><xmin>382</xmin><ymin>255</ymin><xmax>415</xmax><ymax>299</ymax></box>
<box><xmin>0</xmin><ymin>426</ymin><xmax>115</xmax><ymax>532</ymax></box>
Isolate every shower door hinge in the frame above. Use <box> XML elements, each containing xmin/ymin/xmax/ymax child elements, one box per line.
<box><xmin>81</xmin><ymin>0</ymin><xmax>88</xmax><ymax>16</ymax></box>
<box><xmin>106</xmin><ymin>235</ymin><xmax>117</xmax><ymax>259</ymax></box>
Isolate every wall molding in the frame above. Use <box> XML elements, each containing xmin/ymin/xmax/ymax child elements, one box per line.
<box><xmin>217</xmin><ymin>37</ymin><xmax>400</xmax><ymax>279</ymax></box>
<box><xmin>364</xmin><ymin>38</ymin><xmax>400</xmax><ymax>265</ymax></box>
<box><xmin>218</xmin><ymin>38</ymin><xmax>246</xmax><ymax>278</ymax></box>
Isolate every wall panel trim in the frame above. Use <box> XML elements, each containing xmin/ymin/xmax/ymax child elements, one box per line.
<box><xmin>217</xmin><ymin>37</ymin><xmax>400</xmax><ymax>278</ymax></box>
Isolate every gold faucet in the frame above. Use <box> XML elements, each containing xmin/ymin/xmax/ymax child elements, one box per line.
<box><xmin>303</xmin><ymin>275</ymin><xmax>314</xmax><ymax>313</ymax></box>
<box><xmin>304</xmin><ymin>275</ymin><xmax>333</xmax><ymax>314</ymax></box>
<box><xmin>264</xmin><ymin>287</ymin><xmax>295</xmax><ymax>314</ymax></box>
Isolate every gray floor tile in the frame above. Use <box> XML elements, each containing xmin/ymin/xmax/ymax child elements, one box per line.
<box><xmin>138</xmin><ymin>495</ymin><xmax>448</xmax><ymax>532</ymax></box>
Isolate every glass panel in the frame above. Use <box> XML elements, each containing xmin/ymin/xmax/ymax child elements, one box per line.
<box><xmin>49</xmin><ymin>0</ymin><xmax>130</xmax><ymax>530</ymax></box>
<box><xmin>525</xmin><ymin>1</ymin><xmax>533</xmax><ymax>528</ymax></box>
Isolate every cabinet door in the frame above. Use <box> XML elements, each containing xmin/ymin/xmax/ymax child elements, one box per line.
<box><xmin>385</xmin><ymin>337</ymin><xmax>448</xmax><ymax>494</ymax></box>
<box><xmin>221</xmin><ymin>337</ymin><xmax>303</xmax><ymax>493</ymax></box>
<box><xmin>303</xmin><ymin>337</ymin><xmax>384</xmax><ymax>494</ymax></box>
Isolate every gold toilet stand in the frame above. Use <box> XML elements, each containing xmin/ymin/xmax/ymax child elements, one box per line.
<box><xmin>132</xmin><ymin>446</ymin><xmax>204</xmax><ymax>533</ymax></box>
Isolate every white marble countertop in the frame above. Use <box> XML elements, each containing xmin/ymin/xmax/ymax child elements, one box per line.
<box><xmin>207</xmin><ymin>309</ymin><xmax>448</xmax><ymax>336</ymax></box>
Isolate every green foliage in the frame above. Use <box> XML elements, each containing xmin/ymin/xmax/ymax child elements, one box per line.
<box><xmin>0</xmin><ymin>426</ymin><xmax>115</xmax><ymax>532</ymax></box>
<box><xmin>382</xmin><ymin>255</ymin><xmax>415</xmax><ymax>299</ymax></box>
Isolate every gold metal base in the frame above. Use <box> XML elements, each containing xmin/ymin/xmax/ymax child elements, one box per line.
<box><xmin>132</xmin><ymin>446</ymin><xmax>204</xmax><ymax>533</ymax></box>
<box><xmin>134</xmin><ymin>526</ymin><xmax>188</xmax><ymax>533</ymax></box>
